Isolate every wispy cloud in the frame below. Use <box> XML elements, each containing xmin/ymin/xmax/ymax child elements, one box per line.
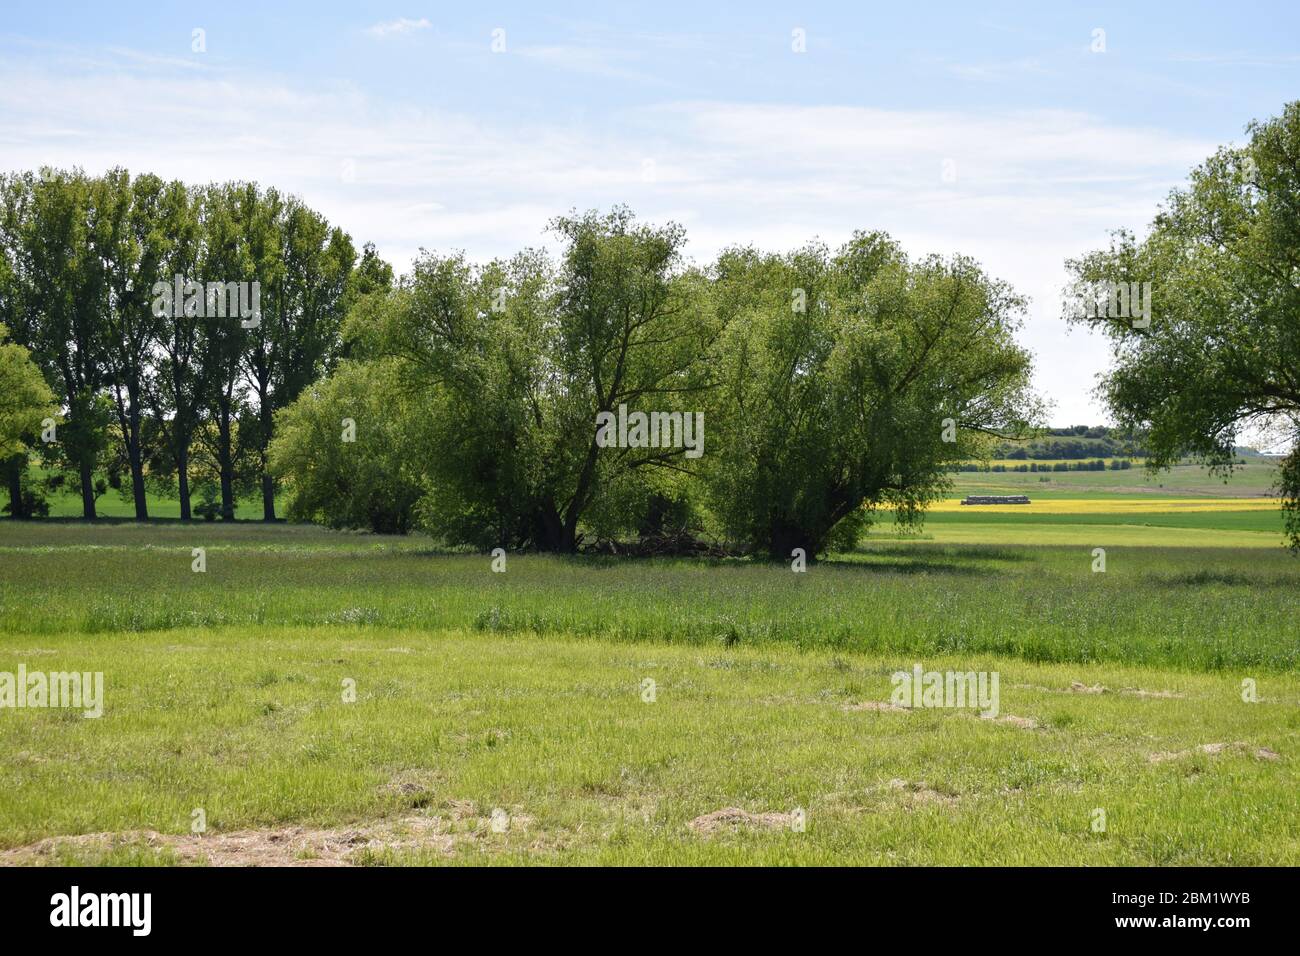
<box><xmin>0</xmin><ymin>48</ymin><xmax>1215</xmax><ymax>263</ymax></box>
<box><xmin>365</xmin><ymin>18</ymin><xmax>431</xmax><ymax>39</ymax></box>
<box><xmin>0</xmin><ymin>43</ymin><xmax>1221</xmax><ymax>422</ymax></box>
<box><xmin>1167</xmin><ymin>51</ymin><xmax>1300</xmax><ymax>67</ymax></box>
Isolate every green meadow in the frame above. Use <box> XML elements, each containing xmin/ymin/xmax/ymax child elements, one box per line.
<box><xmin>0</xmin><ymin>481</ymin><xmax>1297</xmax><ymax>865</ymax></box>
<box><xmin>949</xmin><ymin>458</ymin><xmax>1280</xmax><ymax>497</ymax></box>
<box><xmin>1</xmin><ymin>630</ymin><xmax>1296</xmax><ymax>866</ymax></box>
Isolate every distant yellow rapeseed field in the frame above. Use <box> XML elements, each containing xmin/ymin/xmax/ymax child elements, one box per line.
<box><xmin>930</xmin><ymin>497</ymin><xmax>1281</xmax><ymax>514</ymax></box>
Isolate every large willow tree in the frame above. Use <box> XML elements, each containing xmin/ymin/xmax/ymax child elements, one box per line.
<box><xmin>704</xmin><ymin>232</ymin><xmax>1039</xmax><ymax>559</ymax></box>
<box><xmin>1067</xmin><ymin>102</ymin><xmax>1300</xmax><ymax>550</ymax></box>
<box><xmin>347</xmin><ymin>207</ymin><xmax>719</xmax><ymax>550</ymax></box>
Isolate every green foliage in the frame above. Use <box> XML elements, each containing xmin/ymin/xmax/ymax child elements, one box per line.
<box><xmin>275</xmin><ymin>211</ymin><xmax>1045</xmax><ymax>554</ymax></box>
<box><xmin>358</xmin><ymin>207</ymin><xmax>719</xmax><ymax>551</ymax></box>
<box><xmin>0</xmin><ymin>456</ymin><xmax>51</xmax><ymax>518</ymax></box>
<box><xmin>994</xmin><ymin>430</ymin><xmax>1148</xmax><ymax>459</ymax></box>
<box><xmin>0</xmin><ymin>168</ymin><xmax>362</xmax><ymax>522</ymax></box>
<box><xmin>268</xmin><ymin>359</ymin><xmax>425</xmax><ymax>533</ymax></box>
<box><xmin>0</xmin><ymin>322</ymin><xmax>57</xmax><ymax>459</ymax></box>
<box><xmin>1280</xmin><ymin>447</ymin><xmax>1300</xmax><ymax>552</ymax></box>
<box><xmin>704</xmin><ymin>234</ymin><xmax>1040</xmax><ymax>559</ymax></box>
<box><xmin>192</xmin><ymin>484</ymin><xmax>223</xmax><ymax>522</ymax></box>
<box><xmin>1068</xmin><ymin>101</ymin><xmax>1300</xmax><ymax>548</ymax></box>
<box><xmin>0</xmin><ymin>169</ymin><xmax>107</xmax><ymax>516</ymax></box>
<box><xmin>4</xmin><ymin>163</ymin><xmax>1064</xmax><ymax>549</ymax></box>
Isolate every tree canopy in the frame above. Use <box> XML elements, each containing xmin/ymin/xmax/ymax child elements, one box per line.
<box><xmin>0</xmin><ymin>322</ymin><xmax>57</xmax><ymax>460</ymax></box>
<box><xmin>0</xmin><ymin>169</ymin><xmax>361</xmax><ymax>522</ymax></box>
<box><xmin>1067</xmin><ymin>101</ymin><xmax>1300</xmax><ymax>549</ymax></box>
<box><xmin>706</xmin><ymin>233</ymin><xmax>1039</xmax><ymax>558</ymax></box>
<box><xmin>274</xmin><ymin>210</ymin><xmax>1041</xmax><ymax>555</ymax></box>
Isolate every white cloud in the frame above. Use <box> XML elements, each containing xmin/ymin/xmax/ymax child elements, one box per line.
<box><xmin>0</xmin><ymin>46</ymin><xmax>1221</xmax><ymax>422</ymax></box>
<box><xmin>365</xmin><ymin>18</ymin><xmax>431</xmax><ymax>39</ymax></box>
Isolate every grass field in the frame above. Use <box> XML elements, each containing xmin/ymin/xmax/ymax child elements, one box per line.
<box><xmin>950</xmin><ymin>459</ymin><xmax>1280</xmax><ymax>498</ymax></box>
<box><xmin>40</xmin><ymin>490</ymin><xmax>274</xmax><ymax>520</ymax></box>
<box><xmin>912</xmin><ymin>496</ymin><xmax>1288</xmax><ymax>545</ymax></box>
<box><xmin>1</xmin><ymin>487</ymin><xmax>1297</xmax><ymax>865</ymax></box>
<box><xmin>30</xmin><ymin>458</ymin><xmax>1280</xmax><ymax>519</ymax></box>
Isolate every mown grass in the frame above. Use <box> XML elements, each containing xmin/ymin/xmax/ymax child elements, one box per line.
<box><xmin>0</xmin><ymin>628</ymin><xmax>1296</xmax><ymax>865</ymax></box>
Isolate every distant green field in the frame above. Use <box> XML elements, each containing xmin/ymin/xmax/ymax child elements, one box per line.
<box><xmin>875</xmin><ymin>520</ymin><xmax>1286</xmax><ymax>549</ymax></box>
<box><xmin>26</xmin><ymin>459</ymin><xmax>1278</xmax><ymax>520</ymax></box>
<box><xmin>17</xmin><ymin>465</ymin><xmax>280</xmax><ymax>519</ymax></box>
<box><xmin>40</xmin><ymin>490</ymin><xmax>278</xmax><ymax>520</ymax></box>
<box><xmin>918</xmin><ymin>509</ymin><xmax>1285</xmax><ymax>533</ymax></box>
<box><xmin>951</xmin><ymin>460</ymin><xmax>1279</xmax><ymax>498</ymax></box>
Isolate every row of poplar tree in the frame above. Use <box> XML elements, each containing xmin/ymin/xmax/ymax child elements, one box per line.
<box><xmin>0</xmin><ymin>168</ymin><xmax>392</xmax><ymax>520</ymax></box>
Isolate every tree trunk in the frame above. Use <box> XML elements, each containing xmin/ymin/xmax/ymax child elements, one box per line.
<box><xmin>259</xmin><ymin>392</ymin><xmax>276</xmax><ymax>521</ymax></box>
<box><xmin>5</xmin><ymin>457</ymin><xmax>26</xmax><ymax>519</ymax></box>
<box><xmin>217</xmin><ymin>400</ymin><xmax>235</xmax><ymax>521</ymax></box>
<box><xmin>127</xmin><ymin>385</ymin><xmax>148</xmax><ymax>520</ymax></box>
<box><xmin>177</xmin><ymin>440</ymin><xmax>192</xmax><ymax>521</ymax></box>
<box><xmin>558</xmin><ymin>515</ymin><xmax>580</xmax><ymax>553</ymax></box>
<box><xmin>261</xmin><ymin>470</ymin><xmax>276</xmax><ymax>522</ymax></box>
<box><xmin>78</xmin><ymin>456</ymin><xmax>97</xmax><ymax>520</ymax></box>
<box><xmin>128</xmin><ymin>440</ymin><xmax>148</xmax><ymax>521</ymax></box>
<box><xmin>553</xmin><ymin>439</ymin><xmax>601</xmax><ymax>552</ymax></box>
<box><xmin>767</xmin><ymin>521</ymin><xmax>818</xmax><ymax>563</ymax></box>
<box><xmin>533</xmin><ymin>502</ymin><xmax>568</xmax><ymax>552</ymax></box>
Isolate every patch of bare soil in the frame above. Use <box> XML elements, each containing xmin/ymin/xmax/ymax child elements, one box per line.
<box><xmin>842</xmin><ymin>700</ymin><xmax>910</xmax><ymax>713</ymax></box>
<box><xmin>687</xmin><ymin>807</ymin><xmax>797</xmax><ymax>836</ymax></box>
<box><xmin>1148</xmin><ymin>742</ymin><xmax>1280</xmax><ymax>764</ymax></box>
<box><xmin>1016</xmin><ymin>682</ymin><xmax>1186</xmax><ymax>700</ymax></box>
<box><xmin>886</xmin><ymin>779</ymin><xmax>959</xmax><ymax>808</ymax></box>
<box><xmin>0</xmin><ymin>801</ymin><xmax>534</xmax><ymax>867</ymax></box>
<box><xmin>983</xmin><ymin>714</ymin><xmax>1038</xmax><ymax>729</ymax></box>
<box><xmin>1069</xmin><ymin>681</ymin><xmax>1108</xmax><ymax>694</ymax></box>
<box><xmin>379</xmin><ymin>769</ymin><xmax>444</xmax><ymax>806</ymax></box>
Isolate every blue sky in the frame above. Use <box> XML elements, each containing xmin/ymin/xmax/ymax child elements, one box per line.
<box><xmin>2</xmin><ymin>2</ymin><xmax>1298</xmax><ymax>429</ymax></box>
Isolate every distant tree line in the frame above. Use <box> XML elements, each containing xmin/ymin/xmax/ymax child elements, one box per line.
<box><xmin>994</xmin><ymin>436</ymin><xmax>1149</xmax><ymax>460</ymax></box>
<box><xmin>0</xmin><ymin>168</ymin><xmax>391</xmax><ymax>521</ymax></box>
<box><xmin>990</xmin><ymin>425</ymin><xmax>1274</xmax><ymax>461</ymax></box>
<box><xmin>992</xmin><ymin>424</ymin><xmax>1150</xmax><ymax>460</ymax></box>
<box><xmin>952</xmin><ymin>458</ymin><xmax>1132</xmax><ymax>473</ymax></box>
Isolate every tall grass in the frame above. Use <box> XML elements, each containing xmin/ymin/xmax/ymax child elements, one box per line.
<box><xmin>1</xmin><ymin>522</ymin><xmax>1296</xmax><ymax>670</ymax></box>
